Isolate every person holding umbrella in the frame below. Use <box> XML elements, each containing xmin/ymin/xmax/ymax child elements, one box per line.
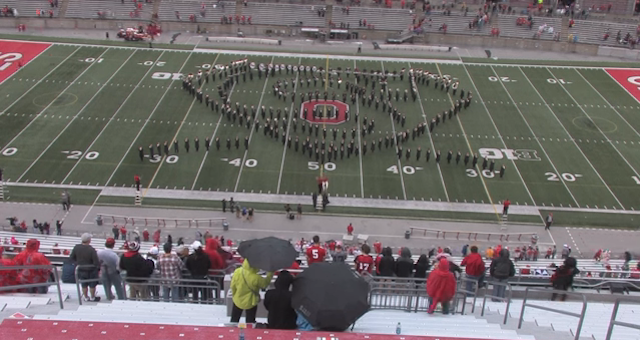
<box><xmin>232</xmin><ymin>237</ymin><xmax>298</xmax><ymax>324</ymax></box>
<box><xmin>230</xmin><ymin>259</ymin><xmax>274</xmax><ymax>323</ymax></box>
<box><xmin>426</xmin><ymin>258</ymin><xmax>456</xmax><ymax>315</ymax></box>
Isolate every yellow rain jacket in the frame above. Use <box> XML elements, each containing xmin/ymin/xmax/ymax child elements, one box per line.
<box><xmin>231</xmin><ymin>259</ymin><xmax>274</xmax><ymax>310</ymax></box>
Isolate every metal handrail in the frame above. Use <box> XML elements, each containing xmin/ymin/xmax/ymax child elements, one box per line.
<box><xmin>605</xmin><ymin>298</ymin><xmax>640</xmax><ymax>340</ymax></box>
<box><xmin>518</xmin><ymin>287</ymin><xmax>587</xmax><ymax>340</ymax></box>
<box><xmin>0</xmin><ymin>264</ymin><xmax>64</xmax><ymax>309</ymax></box>
<box><xmin>74</xmin><ymin>264</ymin><xmax>224</xmax><ymax>305</ymax></box>
<box><xmin>481</xmin><ymin>280</ymin><xmax>513</xmax><ymax>325</ymax></box>
<box><xmin>456</xmin><ymin>277</ymin><xmax>479</xmax><ymax>314</ymax></box>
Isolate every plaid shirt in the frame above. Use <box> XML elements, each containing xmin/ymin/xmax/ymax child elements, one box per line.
<box><xmin>157</xmin><ymin>253</ymin><xmax>184</xmax><ymax>285</ymax></box>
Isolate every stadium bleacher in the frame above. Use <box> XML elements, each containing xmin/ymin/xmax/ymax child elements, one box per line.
<box><xmin>0</xmin><ymin>0</ymin><xmax>59</xmax><ymax>18</ymax></box>
<box><xmin>65</xmin><ymin>0</ymin><xmax>152</xmax><ymax>20</ymax></box>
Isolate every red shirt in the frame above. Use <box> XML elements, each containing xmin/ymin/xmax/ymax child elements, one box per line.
<box><xmin>355</xmin><ymin>254</ymin><xmax>374</xmax><ymax>274</ymax></box>
<box><xmin>373</xmin><ymin>242</ymin><xmax>382</xmax><ymax>254</ymax></box>
<box><xmin>504</xmin><ymin>200</ymin><xmax>510</xmax><ymax>208</ymax></box>
<box><xmin>306</xmin><ymin>245</ymin><xmax>326</xmax><ymax>264</ymax></box>
<box><xmin>347</xmin><ymin>224</ymin><xmax>354</xmax><ymax>234</ymax></box>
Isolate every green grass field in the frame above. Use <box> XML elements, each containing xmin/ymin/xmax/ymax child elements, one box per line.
<box><xmin>2</xmin><ymin>39</ymin><xmax>640</xmax><ymax>227</ymax></box>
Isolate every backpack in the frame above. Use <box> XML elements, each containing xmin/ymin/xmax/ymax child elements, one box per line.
<box><xmin>494</xmin><ymin>260</ymin><xmax>511</xmax><ymax>278</ymax></box>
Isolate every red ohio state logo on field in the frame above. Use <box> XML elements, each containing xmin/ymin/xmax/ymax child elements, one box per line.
<box><xmin>300</xmin><ymin>100</ymin><xmax>349</xmax><ymax>125</ymax></box>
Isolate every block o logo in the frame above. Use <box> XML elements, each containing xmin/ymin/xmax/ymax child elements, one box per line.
<box><xmin>299</xmin><ymin>100</ymin><xmax>349</xmax><ymax>125</ymax></box>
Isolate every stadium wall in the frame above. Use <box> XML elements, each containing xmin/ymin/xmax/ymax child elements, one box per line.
<box><xmin>0</xmin><ymin>18</ymin><xmax>601</xmax><ymax>56</ymax></box>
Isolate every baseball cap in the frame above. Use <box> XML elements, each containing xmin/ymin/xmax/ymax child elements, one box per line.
<box><xmin>105</xmin><ymin>238</ymin><xmax>116</xmax><ymax>247</ymax></box>
<box><xmin>191</xmin><ymin>241</ymin><xmax>202</xmax><ymax>250</ymax></box>
<box><xmin>81</xmin><ymin>233</ymin><xmax>92</xmax><ymax>243</ymax></box>
<box><xmin>127</xmin><ymin>241</ymin><xmax>140</xmax><ymax>252</ymax></box>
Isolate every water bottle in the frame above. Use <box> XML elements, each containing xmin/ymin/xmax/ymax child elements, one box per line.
<box><xmin>396</xmin><ymin>322</ymin><xmax>401</xmax><ymax>335</ymax></box>
<box><xmin>238</xmin><ymin>323</ymin><xmax>245</xmax><ymax>340</ymax></box>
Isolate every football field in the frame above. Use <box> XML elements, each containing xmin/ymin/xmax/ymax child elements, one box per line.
<box><xmin>2</xmin><ymin>39</ymin><xmax>640</xmax><ymax>227</ymax></box>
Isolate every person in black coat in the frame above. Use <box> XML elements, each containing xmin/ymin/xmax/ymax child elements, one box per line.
<box><xmin>414</xmin><ymin>254</ymin><xmax>430</xmax><ymax>279</ymax></box>
<box><xmin>377</xmin><ymin>247</ymin><xmax>395</xmax><ymax>277</ymax></box>
<box><xmin>263</xmin><ymin>270</ymin><xmax>297</xmax><ymax>330</ymax></box>
<box><xmin>551</xmin><ymin>257</ymin><xmax>579</xmax><ymax>301</ymax></box>
<box><xmin>395</xmin><ymin>247</ymin><xmax>414</xmax><ymax>277</ymax></box>
<box><xmin>185</xmin><ymin>242</ymin><xmax>212</xmax><ymax>302</ymax></box>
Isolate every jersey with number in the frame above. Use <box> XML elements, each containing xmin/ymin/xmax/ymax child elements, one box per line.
<box><xmin>306</xmin><ymin>245</ymin><xmax>326</xmax><ymax>264</ymax></box>
<box><xmin>355</xmin><ymin>254</ymin><xmax>374</xmax><ymax>274</ymax></box>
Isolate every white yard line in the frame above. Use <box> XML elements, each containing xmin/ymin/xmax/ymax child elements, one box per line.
<box><xmin>61</xmin><ymin>51</ymin><xmax>166</xmax><ymax>184</ymax></box>
<box><xmin>0</xmin><ymin>46</ymin><xmax>82</xmax><ymax>151</ymax></box>
<box><xmin>458</xmin><ymin>63</ymin><xmax>544</xmax><ymax>223</ymax></box>
<box><xmin>0</xmin><ymin>43</ymin><xmax>54</xmax><ymax>86</ymax></box>
<box><xmin>517</xmin><ymin>66</ymin><xmax>625</xmax><ymax>209</ymax></box>
<box><xmin>546</xmin><ymin>68</ymin><xmax>640</xmax><ymax>202</ymax></box>
<box><xmin>489</xmin><ymin>65</ymin><xmax>580</xmax><ymax>208</ymax></box>
<box><xmin>352</xmin><ymin>60</ymin><xmax>366</xmax><ymax>198</ymax></box>
<box><xmin>144</xmin><ymin>53</ymin><xmax>222</xmax><ymax>196</ymax></box>
<box><xmin>576</xmin><ymin>69</ymin><xmax>640</xmax><ymax>139</ymax></box>
<box><xmin>233</xmin><ymin>56</ymin><xmax>276</xmax><ymax>192</ymax></box>
<box><xmin>79</xmin><ymin>51</ymin><xmax>196</xmax><ymax>223</ymax></box>
<box><xmin>434</xmin><ymin>64</ymin><xmax>499</xmax><ymax>218</ymax></box>
<box><xmin>407</xmin><ymin>61</ymin><xmax>449</xmax><ymax>202</ymax></box>
<box><xmin>17</xmin><ymin>49</ymin><xmax>133</xmax><ymax>182</ymax></box>
<box><xmin>377</xmin><ymin>61</ymin><xmax>406</xmax><ymax>200</ymax></box>
<box><xmin>276</xmin><ymin>57</ymin><xmax>303</xmax><ymax>194</ymax></box>
<box><xmin>190</xmin><ymin>54</ymin><xmax>233</xmax><ymax>191</ymax></box>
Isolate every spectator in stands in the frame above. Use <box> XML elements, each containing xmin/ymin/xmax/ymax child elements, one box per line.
<box><xmin>305</xmin><ymin>235</ymin><xmax>326</xmax><ymax>265</ymax></box>
<box><xmin>186</xmin><ymin>241</ymin><xmax>212</xmax><ymax>303</ymax></box>
<box><xmin>426</xmin><ymin>258</ymin><xmax>456</xmax><ymax>314</ymax></box>
<box><xmin>14</xmin><ymin>239</ymin><xmax>51</xmax><ymax>293</ymax></box>
<box><xmin>112</xmin><ymin>224</ymin><xmax>119</xmax><ymax>240</ymax></box>
<box><xmin>347</xmin><ymin>223</ymin><xmax>354</xmax><ymax>235</ymax></box>
<box><xmin>0</xmin><ymin>246</ymin><xmax>17</xmax><ymax>292</ymax></box>
<box><xmin>332</xmin><ymin>244</ymin><xmax>347</xmax><ymax>263</ymax></box>
<box><xmin>551</xmin><ymin>257</ymin><xmax>579</xmax><ymax>301</ymax></box>
<box><xmin>120</xmin><ymin>226</ymin><xmax>127</xmax><ymax>240</ymax></box>
<box><xmin>461</xmin><ymin>246</ymin><xmax>485</xmax><ymax>296</ymax></box>
<box><xmin>355</xmin><ymin>244</ymin><xmax>374</xmax><ymax>274</ymax></box>
<box><xmin>395</xmin><ymin>247</ymin><xmax>414</xmax><ymax>277</ymax></box>
<box><xmin>414</xmin><ymin>254</ymin><xmax>430</xmax><ymax>279</ymax></box>
<box><xmin>373</xmin><ymin>240</ymin><xmax>382</xmax><ymax>255</ymax></box>
<box><xmin>489</xmin><ymin>249</ymin><xmax>515</xmax><ymax>302</ymax></box>
<box><xmin>119</xmin><ymin>241</ymin><xmax>154</xmax><ymax>300</ymax></box>
<box><xmin>55</xmin><ymin>220</ymin><xmax>62</xmax><ymax>236</ymax></box>
<box><xmin>157</xmin><ymin>242</ymin><xmax>184</xmax><ymax>302</ymax></box>
<box><xmin>230</xmin><ymin>259</ymin><xmax>274</xmax><ymax>323</ymax></box>
<box><xmin>98</xmin><ymin>238</ymin><xmax>124</xmax><ymax>300</ymax></box>
<box><xmin>71</xmin><ymin>233</ymin><xmax>101</xmax><ymax>302</ymax></box>
<box><xmin>485</xmin><ymin>246</ymin><xmax>494</xmax><ymax>260</ymax></box>
<box><xmin>204</xmin><ymin>238</ymin><xmax>225</xmax><ymax>297</ymax></box>
<box><xmin>143</xmin><ymin>229</ymin><xmax>149</xmax><ymax>242</ymax></box>
<box><xmin>264</xmin><ymin>270</ymin><xmax>297</xmax><ymax>329</ymax></box>
<box><xmin>377</xmin><ymin>247</ymin><xmax>395</xmax><ymax>277</ymax></box>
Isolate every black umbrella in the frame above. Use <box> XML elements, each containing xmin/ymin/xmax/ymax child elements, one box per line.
<box><xmin>292</xmin><ymin>262</ymin><xmax>370</xmax><ymax>331</ymax></box>
<box><xmin>237</xmin><ymin>237</ymin><xmax>298</xmax><ymax>272</ymax></box>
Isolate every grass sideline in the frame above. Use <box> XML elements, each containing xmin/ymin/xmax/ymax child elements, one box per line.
<box><xmin>0</xmin><ymin>33</ymin><xmax>195</xmax><ymax>50</ymax></box>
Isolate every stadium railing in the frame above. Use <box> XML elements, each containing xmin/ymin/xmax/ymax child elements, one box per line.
<box><xmin>480</xmin><ymin>280</ymin><xmax>513</xmax><ymax>325</ymax></box>
<box><xmin>456</xmin><ymin>276</ymin><xmax>480</xmax><ymax>314</ymax></box>
<box><xmin>518</xmin><ymin>287</ymin><xmax>587</xmax><ymax>340</ymax></box>
<box><xmin>366</xmin><ymin>276</ymin><xmax>430</xmax><ymax>312</ymax></box>
<box><xmin>605</xmin><ymin>297</ymin><xmax>640</xmax><ymax>340</ymax></box>
<box><xmin>74</xmin><ymin>264</ymin><xmax>228</xmax><ymax>305</ymax></box>
<box><xmin>0</xmin><ymin>264</ymin><xmax>65</xmax><ymax>309</ymax></box>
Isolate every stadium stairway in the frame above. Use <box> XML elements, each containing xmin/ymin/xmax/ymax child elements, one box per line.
<box><xmin>473</xmin><ymin>299</ymin><xmax>640</xmax><ymax>340</ymax></box>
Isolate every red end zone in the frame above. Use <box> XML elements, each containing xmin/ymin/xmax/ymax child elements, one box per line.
<box><xmin>605</xmin><ymin>68</ymin><xmax>640</xmax><ymax>103</ymax></box>
<box><xmin>0</xmin><ymin>40</ymin><xmax>51</xmax><ymax>83</ymax></box>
